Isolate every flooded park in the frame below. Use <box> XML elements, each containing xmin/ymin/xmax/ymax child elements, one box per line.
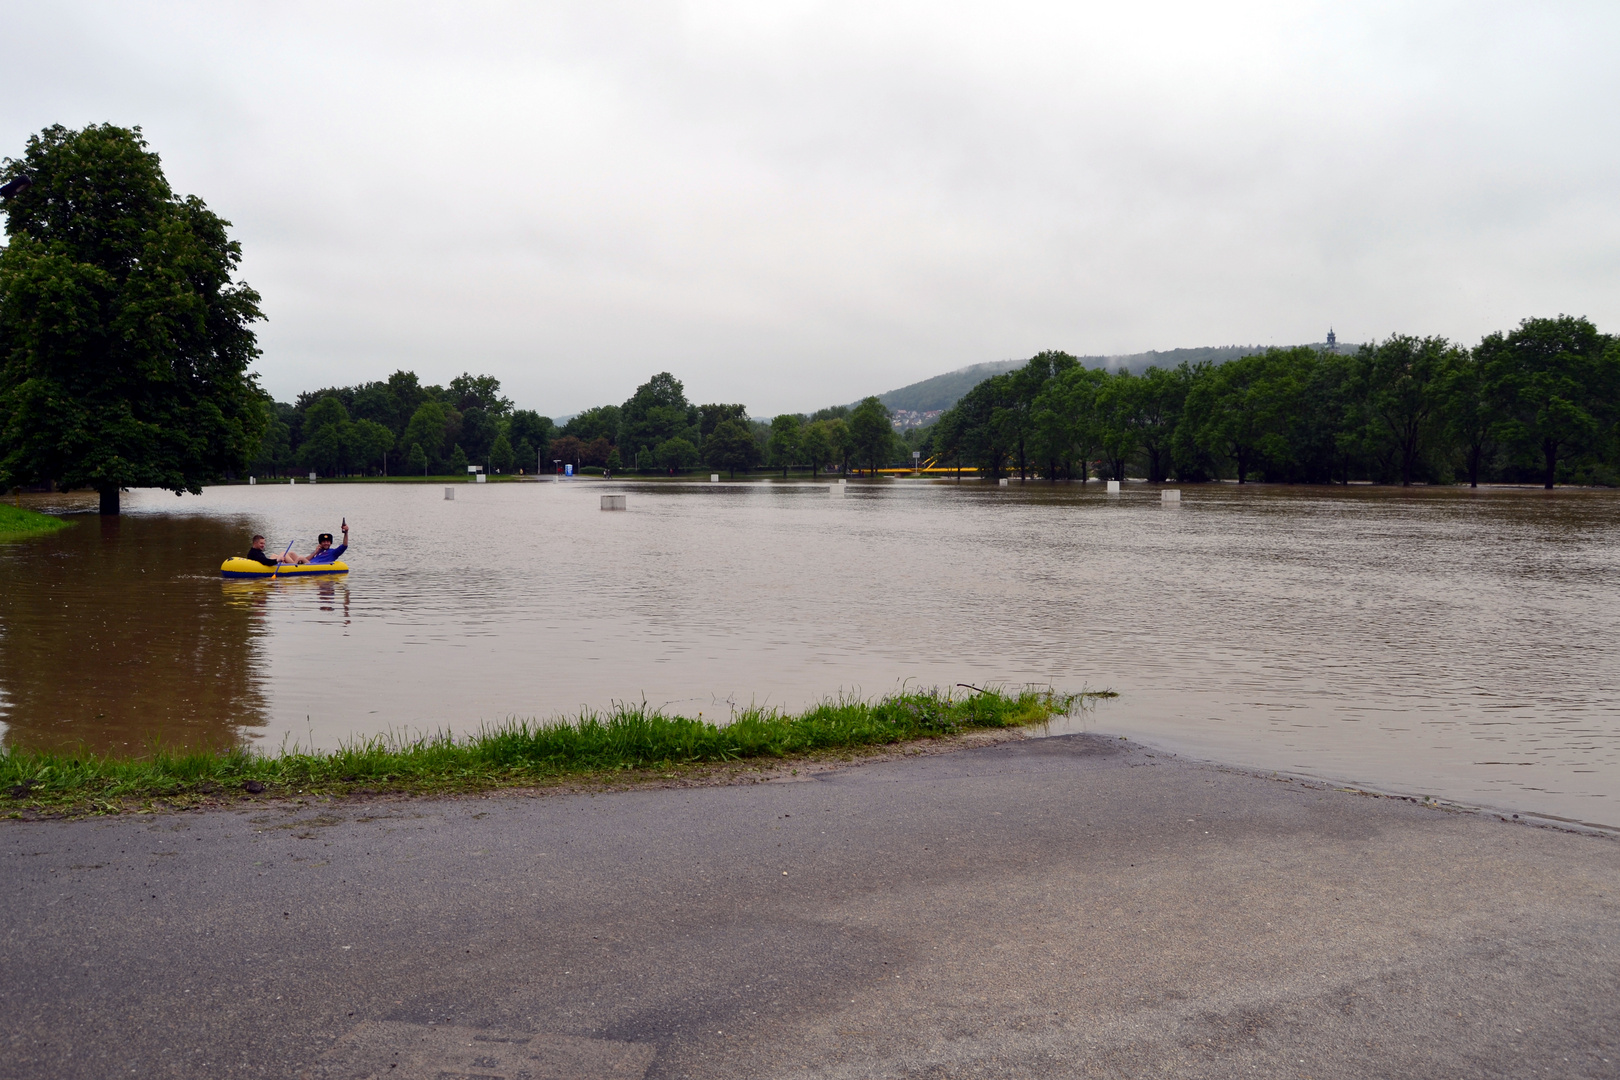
<box><xmin>1</xmin><ymin>478</ymin><xmax>1616</xmax><ymax>828</ymax></box>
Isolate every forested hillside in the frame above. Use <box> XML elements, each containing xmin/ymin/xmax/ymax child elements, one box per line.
<box><xmin>856</xmin><ymin>344</ymin><xmax>1336</xmax><ymax>415</ymax></box>
<box><xmin>874</xmin><ymin>361</ymin><xmax>1022</xmax><ymax>412</ymax></box>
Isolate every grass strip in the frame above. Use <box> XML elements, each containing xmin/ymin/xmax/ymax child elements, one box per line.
<box><xmin>1</xmin><ymin>686</ymin><xmax>1112</xmax><ymax>816</ymax></box>
<box><xmin>0</xmin><ymin>503</ymin><xmax>73</xmax><ymax>540</ymax></box>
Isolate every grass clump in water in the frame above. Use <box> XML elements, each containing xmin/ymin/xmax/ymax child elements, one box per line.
<box><xmin>1</xmin><ymin>686</ymin><xmax>1111</xmax><ymax>814</ymax></box>
<box><xmin>0</xmin><ymin>503</ymin><xmax>72</xmax><ymax>540</ymax></box>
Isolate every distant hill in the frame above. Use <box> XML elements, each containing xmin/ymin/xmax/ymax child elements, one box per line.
<box><xmin>873</xmin><ymin>360</ymin><xmax>1024</xmax><ymax>412</ymax></box>
<box><xmin>850</xmin><ymin>343</ymin><xmax>1351</xmax><ymax>415</ymax></box>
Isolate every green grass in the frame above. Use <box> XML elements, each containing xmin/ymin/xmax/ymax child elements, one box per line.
<box><xmin>0</xmin><ymin>686</ymin><xmax>1111</xmax><ymax>815</ymax></box>
<box><xmin>0</xmin><ymin>502</ymin><xmax>73</xmax><ymax>540</ymax></box>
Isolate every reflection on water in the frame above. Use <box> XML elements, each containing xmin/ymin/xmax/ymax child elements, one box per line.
<box><xmin>0</xmin><ymin>513</ymin><xmax>268</xmax><ymax>753</ymax></box>
<box><xmin>0</xmin><ymin>480</ymin><xmax>1616</xmax><ymax>826</ymax></box>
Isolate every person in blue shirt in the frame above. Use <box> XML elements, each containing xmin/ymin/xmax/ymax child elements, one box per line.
<box><xmin>306</xmin><ymin>522</ymin><xmax>349</xmax><ymax>564</ymax></box>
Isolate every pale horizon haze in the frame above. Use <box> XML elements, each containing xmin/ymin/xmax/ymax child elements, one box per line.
<box><xmin>2</xmin><ymin>2</ymin><xmax>1617</xmax><ymax>416</ymax></box>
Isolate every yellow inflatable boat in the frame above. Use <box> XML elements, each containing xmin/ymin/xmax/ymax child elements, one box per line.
<box><xmin>220</xmin><ymin>558</ymin><xmax>349</xmax><ymax>579</ymax></box>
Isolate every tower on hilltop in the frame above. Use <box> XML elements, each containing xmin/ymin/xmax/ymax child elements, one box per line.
<box><xmin>1326</xmin><ymin>327</ymin><xmax>1337</xmax><ymax>350</ymax></box>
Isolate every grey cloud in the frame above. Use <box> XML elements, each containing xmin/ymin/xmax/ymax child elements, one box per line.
<box><xmin>3</xmin><ymin>1</ymin><xmax>1618</xmax><ymax>415</ymax></box>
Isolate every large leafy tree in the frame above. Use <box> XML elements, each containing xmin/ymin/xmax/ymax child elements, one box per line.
<box><xmin>849</xmin><ymin>396</ymin><xmax>895</xmax><ymax>476</ymax></box>
<box><xmin>0</xmin><ymin>124</ymin><xmax>267</xmax><ymax>513</ymax></box>
<box><xmin>803</xmin><ymin>416</ymin><xmax>851</xmax><ymax>475</ymax></box>
<box><xmin>768</xmin><ymin>413</ymin><xmax>803</xmax><ymax>477</ymax></box>
<box><xmin>800</xmin><ymin>419</ymin><xmax>832</xmax><ymax>477</ymax></box>
<box><xmin>299</xmin><ymin>395</ymin><xmax>352</xmax><ymax>475</ymax></box>
<box><xmin>350</xmin><ymin>382</ymin><xmax>401</xmax><ymax>435</ymax></box>
<box><xmin>1093</xmin><ymin>371</ymin><xmax>1141</xmax><ymax>482</ymax></box>
<box><xmin>619</xmin><ymin>372</ymin><xmax>696</xmax><ymax>457</ymax></box>
<box><xmin>448</xmin><ymin>372</ymin><xmax>511</xmax><ymax>416</ymax></box>
<box><xmin>558</xmin><ymin>404</ymin><xmax>619</xmax><ymax>450</ymax></box>
<box><xmin>1442</xmin><ymin>349</ymin><xmax>1500</xmax><ymax>488</ymax></box>
<box><xmin>458</xmin><ymin>406</ymin><xmax>498</xmax><ymax>461</ymax></box>
<box><xmin>1481</xmin><ymin>315</ymin><xmax>1614</xmax><ymax>488</ymax></box>
<box><xmin>249</xmin><ymin>399</ymin><xmax>293</xmax><ymax>477</ymax></box>
<box><xmin>1129</xmin><ymin>366</ymin><xmax>1192</xmax><ymax>483</ymax></box>
<box><xmin>938</xmin><ymin>375</ymin><xmax>1012</xmax><ymax>479</ymax></box>
<box><xmin>1184</xmin><ymin>350</ymin><xmax>1298</xmax><ymax>482</ymax></box>
<box><xmin>655</xmin><ymin>436</ymin><xmax>700</xmax><ymax>472</ymax></box>
<box><xmin>1004</xmin><ymin>352</ymin><xmax>1075</xmax><ymax>480</ymax></box>
<box><xmin>489</xmin><ymin>433</ymin><xmax>515</xmax><ymax>474</ymax></box>
<box><xmin>703</xmin><ymin>418</ymin><xmax>759</xmax><ymax>477</ymax></box>
<box><xmin>698</xmin><ymin>403</ymin><xmax>748</xmax><ymax>441</ymax></box>
<box><xmin>1358</xmin><ymin>335</ymin><xmax>1460</xmax><ymax>486</ymax></box>
<box><xmin>1029</xmin><ymin>365</ymin><xmax>1098</xmax><ymax>482</ymax></box>
<box><xmin>1290</xmin><ymin>350</ymin><xmax>1357</xmax><ymax>485</ymax></box>
<box><xmin>402</xmin><ymin>400</ymin><xmax>448</xmax><ymax>467</ymax></box>
<box><xmin>508</xmin><ymin>409</ymin><xmax>553</xmax><ymax>454</ymax></box>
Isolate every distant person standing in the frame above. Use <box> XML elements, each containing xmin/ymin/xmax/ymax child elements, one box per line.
<box><xmin>306</xmin><ymin>522</ymin><xmax>349</xmax><ymax>564</ymax></box>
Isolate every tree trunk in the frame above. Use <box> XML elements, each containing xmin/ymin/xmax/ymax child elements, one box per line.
<box><xmin>99</xmin><ymin>487</ymin><xmax>120</xmax><ymax>515</ymax></box>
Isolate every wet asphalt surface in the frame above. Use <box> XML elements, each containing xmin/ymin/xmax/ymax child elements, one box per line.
<box><xmin>3</xmin><ymin>734</ymin><xmax>1618</xmax><ymax>1080</ymax></box>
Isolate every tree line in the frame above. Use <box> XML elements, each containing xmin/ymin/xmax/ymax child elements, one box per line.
<box><xmin>925</xmin><ymin>316</ymin><xmax>1620</xmax><ymax>488</ymax></box>
<box><xmin>254</xmin><ymin>368</ymin><xmax>919</xmax><ymax>479</ymax></box>
<box><xmin>250</xmin><ymin>370</ymin><xmax>554</xmax><ymax>478</ymax></box>
<box><xmin>538</xmin><ymin>371</ymin><xmax>907</xmax><ymax>478</ymax></box>
<box><xmin>256</xmin><ymin>313</ymin><xmax>1620</xmax><ymax>488</ymax></box>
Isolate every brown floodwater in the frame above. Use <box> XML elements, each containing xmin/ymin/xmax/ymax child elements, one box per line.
<box><xmin>2</xmin><ymin>479</ymin><xmax>1616</xmax><ymax>826</ymax></box>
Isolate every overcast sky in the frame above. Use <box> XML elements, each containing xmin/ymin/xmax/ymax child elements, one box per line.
<box><xmin>3</xmin><ymin>2</ymin><xmax>1618</xmax><ymax>416</ymax></box>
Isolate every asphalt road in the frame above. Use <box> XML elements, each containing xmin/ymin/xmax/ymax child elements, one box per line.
<box><xmin>3</xmin><ymin>734</ymin><xmax>1618</xmax><ymax>1080</ymax></box>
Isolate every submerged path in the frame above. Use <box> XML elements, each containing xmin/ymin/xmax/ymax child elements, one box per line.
<box><xmin>3</xmin><ymin>735</ymin><xmax>1617</xmax><ymax>1079</ymax></box>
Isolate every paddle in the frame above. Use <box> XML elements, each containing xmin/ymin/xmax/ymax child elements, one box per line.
<box><xmin>272</xmin><ymin>539</ymin><xmax>295</xmax><ymax>580</ymax></box>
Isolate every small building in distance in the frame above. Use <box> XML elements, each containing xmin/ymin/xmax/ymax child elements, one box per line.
<box><xmin>890</xmin><ymin>409</ymin><xmax>942</xmax><ymax>431</ymax></box>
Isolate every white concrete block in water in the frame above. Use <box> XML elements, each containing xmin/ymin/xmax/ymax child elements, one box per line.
<box><xmin>444</xmin><ymin>487</ymin><xmax>455</xmax><ymax>500</ymax></box>
<box><xmin>999</xmin><ymin>478</ymin><xmax>1009</xmax><ymax>486</ymax></box>
<box><xmin>601</xmin><ymin>495</ymin><xmax>626</xmax><ymax>511</ymax></box>
<box><xmin>475</xmin><ymin>473</ymin><xmax>486</xmax><ymax>484</ymax></box>
<box><xmin>711</xmin><ymin>474</ymin><xmax>720</xmax><ymax>482</ymax></box>
<box><xmin>1107</xmin><ymin>480</ymin><xmax>1121</xmax><ymax>494</ymax></box>
<box><xmin>249</xmin><ymin>477</ymin><xmax>255</xmax><ymax>485</ymax></box>
<box><xmin>1162</xmin><ymin>489</ymin><xmax>1181</xmax><ymax>502</ymax></box>
<box><xmin>289</xmin><ymin>477</ymin><xmax>295</xmax><ymax>485</ymax></box>
<box><xmin>839</xmin><ymin>478</ymin><xmax>847</xmax><ymax>485</ymax></box>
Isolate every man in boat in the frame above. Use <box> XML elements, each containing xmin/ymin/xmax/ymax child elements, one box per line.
<box><xmin>245</xmin><ymin>535</ymin><xmax>303</xmax><ymax>565</ymax></box>
<box><xmin>306</xmin><ymin>522</ymin><xmax>349</xmax><ymax>564</ymax></box>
